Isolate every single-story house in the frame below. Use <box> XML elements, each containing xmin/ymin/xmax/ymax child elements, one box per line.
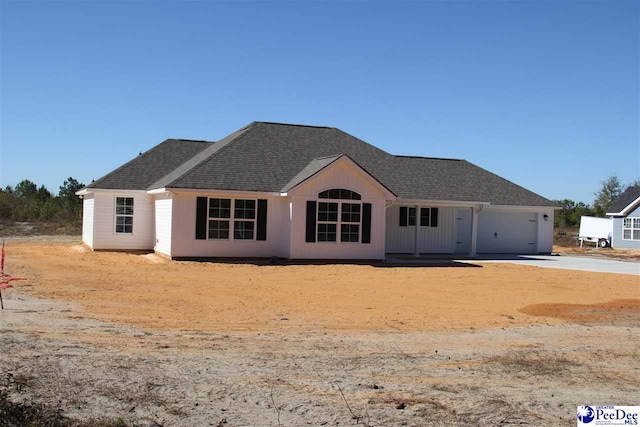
<box><xmin>606</xmin><ymin>185</ymin><xmax>640</xmax><ymax>249</ymax></box>
<box><xmin>76</xmin><ymin>121</ymin><xmax>557</xmax><ymax>260</ymax></box>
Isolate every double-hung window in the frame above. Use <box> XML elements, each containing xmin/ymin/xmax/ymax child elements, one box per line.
<box><xmin>317</xmin><ymin>202</ymin><xmax>338</xmax><ymax>242</ymax></box>
<box><xmin>208</xmin><ymin>198</ymin><xmax>231</xmax><ymax>239</ymax></box>
<box><xmin>197</xmin><ymin>197</ymin><xmax>267</xmax><ymax>241</ymax></box>
<box><xmin>207</xmin><ymin>198</ymin><xmax>257</xmax><ymax>240</ymax></box>
<box><xmin>115</xmin><ymin>197</ymin><xmax>134</xmax><ymax>234</ymax></box>
<box><xmin>233</xmin><ymin>199</ymin><xmax>256</xmax><ymax>240</ymax></box>
<box><xmin>623</xmin><ymin>218</ymin><xmax>640</xmax><ymax>240</ymax></box>
<box><xmin>340</xmin><ymin>203</ymin><xmax>361</xmax><ymax>242</ymax></box>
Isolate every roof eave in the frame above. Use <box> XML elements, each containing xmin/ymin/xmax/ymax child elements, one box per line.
<box><xmin>152</xmin><ymin>187</ymin><xmax>282</xmax><ymax>197</ymax></box>
<box><xmin>395</xmin><ymin>199</ymin><xmax>490</xmax><ymax>207</ymax></box>
<box><xmin>607</xmin><ymin>195</ymin><xmax>640</xmax><ymax>216</ymax></box>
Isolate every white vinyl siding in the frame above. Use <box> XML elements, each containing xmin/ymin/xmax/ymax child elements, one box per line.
<box><xmin>115</xmin><ymin>197</ymin><xmax>134</xmax><ymax>234</ymax></box>
<box><xmin>154</xmin><ymin>194</ymin><xmax>173</xmax><ymax>256</ymax></box>
<box><xmin>170</xmin><ymin>192</ymin><xmax>288</xmax><ymax>258</ymax></box>
<box><xmin>91</xmin><ymin>192</ymin><xmax>154</xmax><ymax>250</ymax></box>
<box><xmin>81</xmin><ymin>194</ymin><xmax>95</xmax><ymax>249</ymax></box>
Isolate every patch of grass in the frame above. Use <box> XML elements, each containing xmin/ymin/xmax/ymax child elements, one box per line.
<box><xmin>485</xmin><ymin>352</ymin><xmax>582</xmax><ymax>377</ymax></box>
<box><xmin>0</xmin><ymin>390</ymin><xmax>133</xmax><ymax>427</ymax></box>
<box><xmin>0</xmin><ymin>219</ymin><xmax>80</xmax><ymax>237</ymax></box>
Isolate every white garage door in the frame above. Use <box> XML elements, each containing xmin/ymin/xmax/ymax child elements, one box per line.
<box><xmin>477</xmin><ymin>211</ymin><xmax>537</xmax><ymax>254</ymax></box>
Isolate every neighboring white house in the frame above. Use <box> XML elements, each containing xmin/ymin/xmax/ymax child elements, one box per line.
<box><xmin>77</xmin><ymin>122</ymin><xmax>557</xmax><ymax>260</ymax></box>
<box><xmin>607</xmin><ymin>186</ymin><xmax>640</xmax><ymax>250</ymax></box>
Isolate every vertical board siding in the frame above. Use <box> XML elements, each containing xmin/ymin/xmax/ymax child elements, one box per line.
<box><xmin>385</xmin><ymin>205</ymin><xmax>454</xmax><ymax>253</ymax></box>
<box><xmin>92</xmin><ymin>192</ymin><xmax>155</xmax><ymax>250</ymax></box>
<box><xmin>81</xmin><ymin>195</ymin><xmax>95</xmax><ymax>249</ymax></box>
<box><xmin>154</xmin><ymin>195</ymin><xmax>173</xmax><ymax>257</ymax></box>
<box><xmin>287</xmin><ymin>159</ymin><xmax>389</xmax><ymax>260</ymax></box>
<box><xmin>417</xmin><ymin>207</ymin><xmax>454</xmax><ymax>253</ymax></box>
<box><xmin>385</xmin><ymin>205</ymin><xmax>415</xmax><ymax>253</ymax></box>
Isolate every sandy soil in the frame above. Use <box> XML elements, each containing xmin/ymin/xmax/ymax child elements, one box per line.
<box><xmin>1</xmin><ymin>238</ymin><xmax>639</xmax><ymax>426</ymax></box>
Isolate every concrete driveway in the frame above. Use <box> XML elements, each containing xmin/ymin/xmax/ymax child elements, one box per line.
<box><xmin>471</xmin><ymin>254</ymin><xmax>640</xmax><ymax>275</ymax></box>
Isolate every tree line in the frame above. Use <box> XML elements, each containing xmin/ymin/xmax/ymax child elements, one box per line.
<box><xmin>0</xmin><ymin>178</ymin><xmax>84</xmax><ymax>223</ymax></box>
<box><xmin>553</xmin><ymin>175</ymin><xmax>639</xmax><ymax>228</ymax></box>
<box><xmin>0</xmin><ymin>174</ymin><xmax>638</xmax><ymax>228</ymax></box>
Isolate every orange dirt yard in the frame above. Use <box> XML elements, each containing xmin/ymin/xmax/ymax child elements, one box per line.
<box><xmin>1</xmin><ymin>239</ymin><xmax>639</xmax><ymax>427</ymax></box>
<box><xmin>7</xmin><ymin>242</ymin><xmax>640</xmax><ymax>332</ymax></box>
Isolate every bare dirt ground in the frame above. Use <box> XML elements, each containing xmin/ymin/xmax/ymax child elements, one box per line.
<box><xmin>1</xmin><ymin>237</ymin><xmax>639</xmax><ymax>426</ymax></box>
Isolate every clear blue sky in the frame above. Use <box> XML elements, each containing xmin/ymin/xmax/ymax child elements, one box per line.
<box><xmin>1</xmin><ymin>0</ymin><xmax>638</xmax><ymax>204</ymax></box>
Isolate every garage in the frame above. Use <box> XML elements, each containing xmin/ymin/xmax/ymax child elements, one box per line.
<box><xmin>477</xmin><ymin>211</ymin><xmax>538</xmax><ymax>254</ymax></box>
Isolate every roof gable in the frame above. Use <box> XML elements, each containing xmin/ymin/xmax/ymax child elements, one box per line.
<box><xmin>282</xmin><ymin>154</ymin><xmax>396</xmax><ymax>198</ymax></box>
<box><xmin>607</xmin><ymin>185</ymin><xmax>640</xmax><ymax>216</ymax></box>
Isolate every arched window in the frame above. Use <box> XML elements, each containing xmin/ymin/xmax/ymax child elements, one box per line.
<box><xmin>318</xmin><ymin>188</ymin><xmax>361</xmax><ymax>200</ymax></box>
<box><xmin>308</xmin><ymin>188</ymin><xmax>370</xmax><ymax>244</ymax></box>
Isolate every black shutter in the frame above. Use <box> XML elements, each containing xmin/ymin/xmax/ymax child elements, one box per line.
<box><xmin>305</xmin><ymin>201</ymin><xmax>317</xmax><ymax>242</ymax></box>
<box><xmin>195</xmin><ymin>197</ymin><xmax>207</xmax><ymax>240</ymax></box>
<box><xmin>256</xmin><ymin>199</ymin><xmax>268</xmax><ymax>241</ymax></box>
<box><xmin>362</xmin><ymin>203</ymin><xmax>372</xmax><ymax>244</ymax></box>
<box><xmin>399</xmin><ymin>206</ymin><xmax>408</xmax><ymax>227</ymax></box>
<box><xmin>431</xmin><ymin>207</ymin><xmax>439</xmax><ymax>227</ymax></box>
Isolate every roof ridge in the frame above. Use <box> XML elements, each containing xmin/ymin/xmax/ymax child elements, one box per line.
<box><xmin>314</xmin><ymin>153</ymin><xmax>344</xmax><ymax>161</ymax></box>
<box><xmin>173</xmin><ymin>138</ymin><xmax>215</xmax><ymax>143</ymax></box>
<box><xmin>152</xmin><ymin>124</ymin><xmax>257</xmax><ymax>189</ymax></box>
<box><xmin>255</xmin><ymin>121</ymin><xmax>333</xmax><ymax>129</ymax></box>
<box><xmin>395</xmin><ymin>155</ymin><xmax>462</xmax><ymax>161</ymax></box>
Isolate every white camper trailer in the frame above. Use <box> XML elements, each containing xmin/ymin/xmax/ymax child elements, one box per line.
<box><xmin>578</xmin><ymin>216</ymin><xmax>613</xmax><ymax>248</ymax></box>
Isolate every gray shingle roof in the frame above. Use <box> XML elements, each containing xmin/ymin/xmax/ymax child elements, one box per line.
<box><xmin>280</xmin><ymin>154</ymin><xmax>343</xmax><ymax>192</ymax></box>
<box><xmin>87</xmin><ymin>121</ymin><xmax>556</xmax><ymax>207</ymax></box>
<box><xmin>608</xmin><ymin>185</ymin><xmax>640</xmax><ymax>214</ymax></box>
<box><xmin>87</xmin><ymin>138</ymin><xmax>212</xmax><ymax>190</ymax></box>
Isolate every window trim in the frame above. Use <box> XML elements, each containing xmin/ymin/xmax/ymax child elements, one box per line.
<box><xmin>316</xmin><ymin>200</ymin><xmax>361</xmax><ymax>243</ymax></box>
<box><xmin>622</xmin><ymin>217</ymin><xmax>640</xmax><ymax>241</ymax></box>
<box><xmin>206</xmin><ymin>197</ymin><xmax>258</xmax><ymax>241</ymax></box>
<box><xmin>420</xmin><ymin>207</ymin><xmax>439</xmax><ymax>227</ymax></box>
<box><xmin>207</xmin><ymin>198</ymin><xmax>231</xmax><ymax>240</ymax></box>
<box><xmin>400</xmin><ymin>206</ymin><xmax>438</xmax><ymax>228</ymax></box>
<box><xmin>114</xmin><ymin>197</ymin><xmax>134</xmax><ymax>234</ymax></box>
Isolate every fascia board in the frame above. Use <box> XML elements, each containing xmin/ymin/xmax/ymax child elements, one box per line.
<box><xmin>607</xmin><ymin>196</ymin><xmax>640</xmax><ymax>216</ymax></box>
<box><xmin>286</xmin><ymin>155</ymin><xmax>396</xmax><ymax>200</ymax></box>
<box><xmin>156</xmin><ymin>187</ymin><xmax>281</xmax><ymax>197</ymax></box>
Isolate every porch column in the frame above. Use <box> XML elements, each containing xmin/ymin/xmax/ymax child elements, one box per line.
<box><xmin>469</xmin><ymin>205</ymin><xmax>483</xmax><ymax>257</ymax></box>
<box><xmin>414</xmin><ymin>205</ymin><xmax>420</xmax><ymax>257</ymax></box>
